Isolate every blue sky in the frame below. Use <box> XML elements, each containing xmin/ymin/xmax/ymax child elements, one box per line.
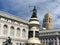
<box><xmin>0</xmin><ymin>0</ymin><xmax>60</xmax><ymax>28</ymax></box>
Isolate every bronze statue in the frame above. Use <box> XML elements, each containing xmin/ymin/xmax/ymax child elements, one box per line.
<box><xmin>4</xmin><ymin>37</ymin><xmax>12</xmax><ymax>45</ymax></box>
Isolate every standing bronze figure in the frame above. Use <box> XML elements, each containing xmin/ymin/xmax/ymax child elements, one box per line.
<box><xmin>4</xmin><ymin>37</ymin><xmax>12</xmax><ymax>45</ymax></box>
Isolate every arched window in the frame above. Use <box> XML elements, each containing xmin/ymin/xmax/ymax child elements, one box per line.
<box><xmin>49</xmin><ymin>18</ymin><xmax>50</xmax><ymax>23</ymax></box>
<box><xmin>22</xmin><ymin>29</ymin><xmax>26</xmax><ymax>38</ymax></box>
<box><xmin>10</xmin><ymin>26</ymin><xmax>14</xmax><ymax>36</ymax></box>
<box><xmin>3</xmin><ymin>24</ymin><xmax>8</xmax><ymax>35</ymax></box>
<box><xmin>16</xmin><ymin>28</ymin><xmax>20</xmax><ymax>37</ymax></box>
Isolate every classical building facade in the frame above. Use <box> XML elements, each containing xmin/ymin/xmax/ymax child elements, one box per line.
<box><xmin>39</xmin><ymin>29</ymin><xmax>60</xmax><ymax>45</ymax></box>
<box><xmin>0</xmin><ymin>11</ymin><xmax>28</xmax><ymax>45</ymax></box>
<box><xmin>0</xmin><ymin>6</ymin><xmax>60</xmax><ymax>45</ymax></box>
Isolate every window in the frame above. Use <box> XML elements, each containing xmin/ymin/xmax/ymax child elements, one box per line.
<box><xmin>28</xmin><ymin>31</ymin><xmax>33</xmax><ymax>38</ymax></box>
<box><xmin>49</xmin><ymin>18</ymin><xmax>50</xmax><ymax>23</ymax></box>
<box><xmin>35</xmin><ymin>31</ymin><xmax>39</xmax><ymax>37</ymax></box>
<box><xmin>3</xmin><ymin>25</ymin><xmax>8</xmax><ymax>35</ymax></box>
<box><xmin>44</xmin><ymin>18</ymin><xmax>48</xmax><ymax>22</ymax></box>
<box><xmin>10</xmin><ymin>26</ymin><xmax>15</xmax><ymax>36</ymax></box>
<box><xmin>16</xmin><ymin>28</ymin><xmax>20</xmax><ymax>37</ymax></box>
<box><xmin>22</xmin><ymin>29</ymin><xmax>26</xmax><ymax>38</ymax></box>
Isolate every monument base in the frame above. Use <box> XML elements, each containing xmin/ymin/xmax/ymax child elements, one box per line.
<box><xmin>26</xmin><ymin>38</ymin><xmax>44</xmax><ymax>45</ymax></box>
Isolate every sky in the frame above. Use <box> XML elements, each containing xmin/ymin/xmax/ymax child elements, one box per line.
<box><xmin>0</xmin><ymin>0</ymin><xmax>60</xmax><ymax>28</ymax></box>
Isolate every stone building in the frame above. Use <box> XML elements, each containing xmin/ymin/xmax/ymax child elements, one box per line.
<box><xmin>0</xmin><ymin>6</ymin><xmax>60</xmax><ymax>45</ymax></box>
<box><xmin>39</xmin><ymin>13</ymin><xmax>60</xmax><ymax>45</ymax></box>
<box><xmin>0</xmin><ymin>11</ymin><xmax>28</xmax><ymax>45</ymax></box>
<box><xmin>43</xmin><ymin>13</ymin><xmax>53</xmax><ymax>30</ymax></box>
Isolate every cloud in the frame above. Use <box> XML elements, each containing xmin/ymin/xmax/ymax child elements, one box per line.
<box><xmin>54</xmin><ymin>19</ymin><xmax>60</xmax><ymax>28</ymax></box>
<box><xmin>0</xmin><ymin>0</ymin><xmax>60</xmax><ymax>28</ymax></box>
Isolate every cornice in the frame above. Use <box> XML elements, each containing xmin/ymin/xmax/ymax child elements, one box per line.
<box><xmin>39</xmin><ymin>29</ymin><xmax>60</xmax><ymax>33</ymax></box>
<box><xmin>0</xmin><ymin>11</ymin><xmax>29</xmax><ymax>24</ymax></box>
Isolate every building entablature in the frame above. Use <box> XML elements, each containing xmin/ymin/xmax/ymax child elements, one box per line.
<box><xmin>39</xmin><ymin>29</ymin><xmax>60</xmax><ymax>36</ymax></box>
<box><xmin>0</xmin><ymin>11</ymin><xmax>29</xmax><ymax>24</ymax></box>
<box><xmin>0</xmin><ymin>19</ymin><xmax>28</xmax><ymax>28</ymax></box>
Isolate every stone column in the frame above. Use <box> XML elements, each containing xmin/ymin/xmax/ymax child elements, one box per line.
<box><xmin>14</xmin><ymin>27</ymin><xmax>16</xmax><ymax>37</ymax></box>
<box><xmin>8</xmin><ymin>25</ymin><xmax>10</xmax><ymax>36</ymax></box>
<box><xmin>53</xmin><ymin>39</ymin><xmax>55</xmax><ymax>45</ymax></box>
<box><xmin>20</xmin><ymin>28</ymin><xmax>22</xmax><ymax>39</ymax></box>
<box><xmin>45</xmin><ymin>39</ymin><xmax>46</xmax><ymax>45</ymax></box>
<box><xmin>56</xmin><ymin>37</ymin><xmax>59</xmax><ymax>45</ymax></box>
<box><xmin>0</xmin><ymin>24</ymin><xmax>1</xmax><ymax>35</ymax></box>
<box><xmin>33</xmin><ymin>30</ymin><xmax>35</xmax><ymax>38</ymax></box>
<box><xmin>47</xmin><ymin>39</ymin><xmax>49</xmax><ymax>45</ymax></box>
<box><xmin>1</xmin><ymin>24</ymin><xmax>3</xmax><ymax>36</ymax></box>
<box><xmin>42</xmin><ymin>39</ymin><xmax>43</xmax><ymax>43</ymax></box>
